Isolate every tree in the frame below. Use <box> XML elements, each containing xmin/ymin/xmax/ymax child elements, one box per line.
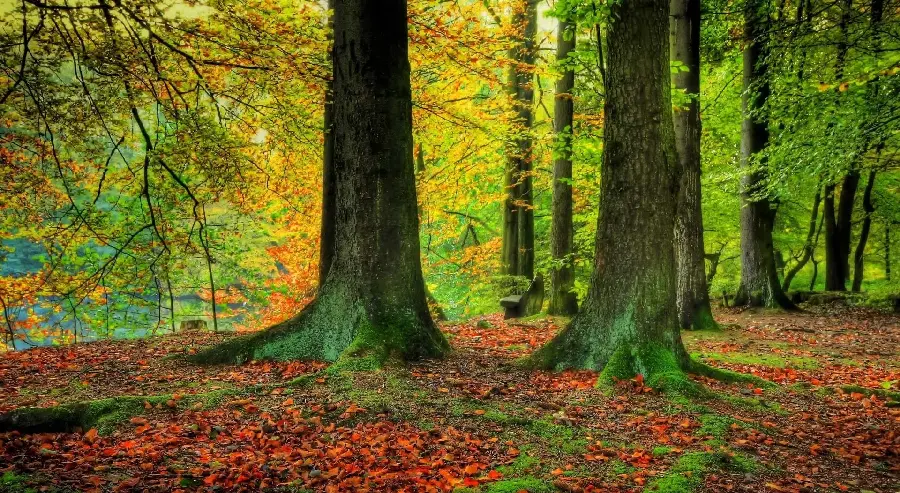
<box><xmin>822</xmin><ymin>1</ymin><xmax>857</xmax><ymax>293</ymax></box>
<box><xmin>733</xmin><ymin>0</ymin><xmax>795</xmax><ymax>309</ymax></box>
<box><xmin>532</xmin><ymin>0</ymin><xmax>691</xmax><ymax>382</ymax></box>
<box><xmin>548</xmin><ymin>10</ymin><xmax>578</xmax><ymax>316</ymax></box>
<box><xmin>196</xmin><ymin>0</ymin><xmax>449</xmax><ymax>365</ymax></box>
<box><xmin>671</xmin><ymin>0</ymin><xmax>717</xmax><ymax>330</ymax></box>
<box><xmin>852</xmin><ymin>171</ymin><xmax>876</xmax><ymax>291</ymax></box>
<box><xmin>501</xmin><ymin>0</ymin><xmax>537</xmax><ymax>281</ymax></box>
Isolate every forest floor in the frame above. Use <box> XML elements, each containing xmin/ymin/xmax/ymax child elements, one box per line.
<box><xmin>0</xmin><ymin>304</ymin><xmax>897</xmax><ymax>493</ymax></box>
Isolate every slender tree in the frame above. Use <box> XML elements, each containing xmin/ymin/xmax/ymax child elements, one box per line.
<box><xmin>671</xmin><ymin>0</ymin><xmax>716</xmax><ymax>330</ymax></box>
<box><xmin>196</xmin><ymin>0</ymin><xmax>449</xmax><ymax>364</ymax></box>
<box><xmin>532</xmin><ymin>0</ymin><xmax>691</xmax><ymax>381</ymax></box>
<box><xmin>501</xmin><ymin>0</ymin><xmax>537</xmax><ymax>280</ymax></box>
<box><xmin>734</xmin><ymin>0</ymin><xmax>795</xmax><ymax>309</ymax></box>
<box><xmin>782</xmin><ymin>185</ymin><xmax>822</xmax><ymax>292</ymax></box>
<box><xmin>548</xmin><ymin>12</ymin><xmax>578</xmax><ymax>316</ymax></box>
<box><xmin>852</xmin><ymin>171</ymin><xmax>876</xmax><ymax>291</ymax></box>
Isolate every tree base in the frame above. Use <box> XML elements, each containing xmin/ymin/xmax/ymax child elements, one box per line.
<box><xmin>190</xmin><ymin>285</ymin><xmax>449</xmax><ymax>366</ymax></box>
<box><xmin>685</xmin><ymin>305</ymin><xmax>720</xmax><ymax>331</ymax></box>
<box><xmin>733</xmin><ymin>285</ymin><xmax>797</xmax><ymax>310</ymax></box>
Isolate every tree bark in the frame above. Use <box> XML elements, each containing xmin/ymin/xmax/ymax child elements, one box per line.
<box><xmin>734</xmin><ymin>0</ymin><xmax>795</xmax><ymax>309</ymax></box>
<box><xmin>532</xmin><ymin>0</ymin><xmax>691</xmax><ymax>383</ymax></box>
<box><xmin>671</xmin><ymin>0</ymin><xmax>716</xmax><ymax>330</ymax></box>
<box><xmin>548</xmin><ymin>14</ymin><xmax>578</xmax><ymax>316</ymax></box>
<box><xmin>501</xmin><ymin>0</ymin><xmax>537</xmax><ymax>281</ymax></box>
<box><xmin>195</xmin><ymin>0</ymin><xmax>448</xmax><ymax>365</ymax></box>
<box><xmin>319</xmin><ymin>0</ymin><xmax>336</xmax><ymax>287</ymax></box>
<box><xmin>852</xmin><ymin>171</ymin><xmax>876</xmax><ymax>291</ymax></box>
<box><xmin>782</xmin><ymin>186</ymin><xmax>821</xmax><ymax>292</ymax></box>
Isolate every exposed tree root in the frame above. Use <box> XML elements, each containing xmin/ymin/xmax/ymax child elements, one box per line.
<box><xmin>189</xmin><ymin>284</ymin><xmax>448</xmax><ymax>367</ymax></box>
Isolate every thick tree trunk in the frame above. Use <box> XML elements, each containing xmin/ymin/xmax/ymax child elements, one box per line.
<box><xmin>671</xmin><ymin>0</ymin><xmax>716</xmax><ymax>331</ymax></box>
<box><xmin>852</xmin><ymin>171</ymin><xmax>876</xmax><ymax>292</ymax></box>
<box><xmin>532</xmin><ymin>0</ymin><xmax>691</xmax><ymax>383</ymax></box>
<box><xmin>548</xmin><ymin>16</ymin><xmax>578</xmax><ymax>316</ymax></box>
<box><xmin>782</xmin><ymin>186</ymin><xmax>821</xmax><ymax>292</ymax></box>
<box><xmin>196</xmin><ymin>0</ymin><xmax>448</xmax><ymax>365</ymax></box>
<box><xmin>734</xmin><ymin>0</ymin><xmax>795</xmax><ymax>309</ymax></box>
<box><xmin>501</xmin><ymin>0</ymin><xmax>537</xmax><ymax>280</ymax></box>
<box><xmin>319</xmin><ymin>0</ymin><xmax>336</xmax><ymax>286</ymax></box>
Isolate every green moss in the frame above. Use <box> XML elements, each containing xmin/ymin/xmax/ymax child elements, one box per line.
<box><xmin>496</xmin><ymin>452</ymin><xmax>540</xmax><ymax>476</ymax></box>
<box><xmin>484</xmin><ymin>477</ymin><xmax>554</xmax><ymax>493</ymax></box>
<box><xmin>695</xmin><ymin>351</ymin><xmax>818</xmax><ymax>370</ymax></box>
<box><xmin>0</xmin><ymin>472</ymin><xmax>37</xmax><ymax>493</ymax></box>
<box><xmin>687</xmin><ymin>306</ymin><xmax>720</xmax><ymax>332</ymax></box>
<box><xmin>689</xmin><ymin>361</ymin><xmax>778</xmax><ymax>389</ymax></box>
<box><xmin>648</xmin><ymin>449</ymin><xmax>757</xmax><ymax>493</ymax></box>
<box><xmin>652</xmin><ymin>446</ymin><xmax>674</xmax><ymax>457</ymax></box>
<box><xmin>191</xmin><ymin>287</ymin><xmax>449</xmax><ymax>366</ymax></box>
<box><xmin>598</xmin><ymin>344</ymin><xmax>705</xmax><ymax>397</ymax></box>
<box><xmin>840</xmin><ymin>385</ymin><xmax>900</xmax><ymax>402</ymax></box>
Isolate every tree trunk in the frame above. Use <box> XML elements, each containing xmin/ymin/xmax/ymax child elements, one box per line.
<box><xmin>852</xmin><ymin>171</ymin><xmax>876</xmax><ymax>292</ymax></box>
<box><xmin>886</xmin><ymin>221</ymin><xmax>891</xmax><ymax>281</ymax></box>
<box><xmin>548</xmin><ymin>15</ymin><xmax>578</xmax><ymax>316</ymax></box>
<box><xmin>319</xmin><ymin>0</ymin><xmax>336</xmax><ymax>287</ymax></box>
<box><xmin>501</xmin><ymin>0</ymin><xmax>537</xmax><ymax>280</ymax></box>
<box><xmin>782</xmin><ymin>186</ymin><xmax>821</xmax><ymax>292</ymax></box>
<box><xmin>532</xmin><ymin>0</ymin><xmax>691</xmax><ymax>384</ymax></box>
<box><xmin>671</xmin><ymin>0</ymin><xmax>716</xmax><ymax>330</ymax></box>
<box><xmin>195</xmin><ymin>0</ymin><xmax>448</xmax><ymax>365</ymax></box>
<box><xmin>823</xmin><ymin>0</ymin><xmax>857</xmax><ymax>292</ymax></box>
<box><xmin>734</xmin><ymin>0</ymin><xmax>794</xmax><ymax>309</ymax></box>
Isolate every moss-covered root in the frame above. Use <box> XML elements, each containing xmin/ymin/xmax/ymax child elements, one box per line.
<box><xmin>689</xmin><ymin>360</ymin><xmax>778</xmax><ymax>390</ymax></box>
<box><xmin>0</xmin><ymin>395</ymin><xmax>164</xmax><ymax>434</ymax></box>
<box><xmin>597</xmin><ymin>344</ymin><xmax>705</xmax><ymax>396</ymax></box>
<box><xmin>189</xmin><ymin>286</ymin><xmax>449</xmax><ymax>367</ymax></box>
<box><xmin>647</xmin><ymin>449</ymin><xmax>757</xmax><ymax>492</ymax></box>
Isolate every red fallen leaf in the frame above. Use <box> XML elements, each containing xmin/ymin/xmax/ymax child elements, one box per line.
<box><xmin>83</xmin><ymin>428</ymin><xmax>98</xmax><ymax>443</ymax></box>
<box><xmin>753</xmin><ymin>388</ymin><xmax>763</xmax><ymax>395</ymax></box>
<box><xmin>283</xmin><ymin>398</ymin><xmax>294</xmax><ymax>406</ymax></box>
<box><xmin>143</xmin><ymin>400</ymin><xmax>152</xmax><ymax>409</ymax></box>
<box><xmin>462</xmin><ymin>477</ymin><xmax>479</xmax><ymax>487</ymax></box>
<box><xmin>129</xmin><ymin>417</ymin><xmax>148</xmax><ymax>425</ymax></box>
<box><xmin>487</xmin><ymin>470</ymin><xmax>503</xmax><ymax>480</ymax></box>
<box><xmin>507</xmin><ymin>447</ymin><xmax>520</xmax><ymax>456</ymax></box>
<box><xmin>551</xmin><ymin>468</ymin><xmax>565</xmax><ymax>475</ymax></box>
<box><xmin>634</xmin><ymin>374</ymin><xmax>645</xmax><ymax>387</ymax></box>
<box><xmin>204</xmin><ymin>474</ymin><xmax>218</xmax><ymax>485</ymax></box>
<box><xmin>463</xmin><ymin>463</ymin><xmax>481</xmax><ymax>475</ymax></box>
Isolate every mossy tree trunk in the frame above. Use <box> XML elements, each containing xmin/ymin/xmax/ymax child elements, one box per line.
<box><xmin>548</xmin><ymin>14</ymin><xmax>578</xmax><ymax>316</ymax></box>
<box><xmin>671</xmin><ymin>0</ymin><xmax>717</xmax><ymax>331</ymax></box>
<box><xmin>501</xmin><ymin>0</ymin><xmax>537</xmax><ymax>281</ymax></box>
<box><xmin>733</xmin><ymin>0</ymin><xmax>795</xmax><ymax>309</ymax></box>
<box><xmin>195</xmin><ymin>0</ymin><xmax>448</xmax><ymax>365</ymax></box>
<box><xmin>532</xmin><ymin>0</ymin><xmax>691</xmax><ymax>384</ymax></box>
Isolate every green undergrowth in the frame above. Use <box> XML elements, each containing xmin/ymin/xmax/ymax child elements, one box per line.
<box><xmin>453</xmin><ymin>476</ymin><xmax>555</xmax><ymax>493</ymax></box>
<box><xmin>0</xmin><ymin>472</ymin><xmax>38</xmax><ymax>493</ymax></box>
<box><xmin>646</xmin><ymin>448</ymin><xmax>758</xmax><ymax>492</ymax></box>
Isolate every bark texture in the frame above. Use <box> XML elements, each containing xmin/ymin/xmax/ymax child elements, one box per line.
<box><xmin>671</xmin><ymin>0</ymin><xmax>716</xmax><ymax>330</ymax></box>
<box><xmin>548</xmin><ymin>15</ymin><xmax>578</xmax><ymax>316</ymax></box>
<box><xmin>734</xmin><ymin>0</ymin><xmax>795</xmax><ymax>309</ymax></box>
<box><xmin>501</xmin><ymin>0</ymin><xmax>537</xmax><ymax>280</ymax></box>
<box><xmin>195</xmin><ymin>0</ymin><xmax>448</xmax><ymax>365</ymax></box>
<box><xmin>319</xmin><ymin>0</ymin><xmax>336</xmax><ymax>286</ymax></box>
<box><xmin>532</xmin><ymin>0</ymin><xmax>691</xmax><ymax>385</ymax></box>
